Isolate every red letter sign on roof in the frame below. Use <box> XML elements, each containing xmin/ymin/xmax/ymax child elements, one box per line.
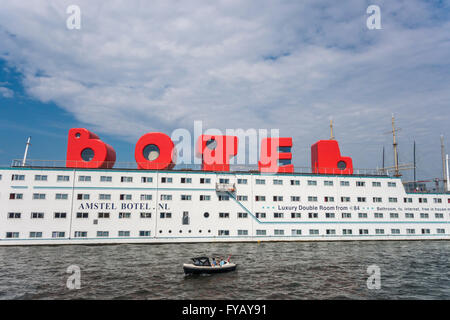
<box><xmin>311</xmin><ymin>140</ymin><xmax>353</xmax><ymax>175</ymax></box>
<box><xmin>66</xmin><ymin>128</ymin><xmax>116</xmax><ymax>168</ymax></box>
<box><xmin>135</xmin><ymin>132</ymin><xmax>176</xmax><ymax>170</ymax></box>
<box><xmin>196</xmin><ymin>135</ymin><xmax>238</xmax><ymax>171</ymax></box>
<box><xmin>258</xmin><ymin>137</ymin><xmax>294</xmax><ymax>173</ymax></box>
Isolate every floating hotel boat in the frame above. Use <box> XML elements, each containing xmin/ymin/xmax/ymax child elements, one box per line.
<box><xmin>0</xmin><ymin>119</ymin><xmax>449</xmax><ymax>246</ymax></box>
<box><xmin>183</xmin><ymin>257</ymin><xmax>237</xmax><ymax>274</ymax></box>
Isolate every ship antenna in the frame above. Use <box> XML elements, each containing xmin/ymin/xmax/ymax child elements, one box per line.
<box><xmin>22</xmin><ymin>136</ymin><xmax>31</xmax><ymax>167</ymax></box>
<box><xmin>413</xmin><ymin>141</ymin><xmax>417</xmax><ymax>190</ymax></box>
<box><xmin>446</xmin><ymin>154</ymin><xmax>449</xmax><ymax>193</ymax></box>
<box><xmin>330</xmin><ymin>118</ymin><xmax>335</xmax><ymax>140</ymax></box>
<box><xmin>391</xmin><ymin>114</ymin><xmax>400</xmax><ymax>177</ymax></box>
<box><xmin>441</xmin><ymin>135</ymin><xmax>447</xmax><ymax>192</ymax></box>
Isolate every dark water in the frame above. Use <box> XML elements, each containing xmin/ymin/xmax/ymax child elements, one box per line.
<box><xmin>0</xmin><ymin>241</ymin><xmax>449</xmax><ymax>300</ymax></box>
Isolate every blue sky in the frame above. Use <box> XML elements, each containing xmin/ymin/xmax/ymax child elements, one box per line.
<box><xmin>0</xmin><ymin>0</ymin><xmax>449</xmax><ymax>182</ymax></box>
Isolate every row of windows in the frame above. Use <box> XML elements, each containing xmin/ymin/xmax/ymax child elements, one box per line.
<box><xmin>6</xmin><ymin>212</ymin><xmax>153</xmax><ymax>219</ymax></box>
<box><xmin>4</xmin><ymin>230</ymin><xmax>152</xmax><ymax>238</ymax></box>
<box><xmin>8</xmin><ymin>191</ymin><xmax>448</xmax><ymax>205</ymax></box>
<box><xmin>220</xmin><ymin>228</ymin><xmax>446</xmax><ymax>236</ymax></box>
<box><xmin>9</xmin><ymin>174</ymin><xmax>211</xmax><ymax>184</ymax></box>
<box><xmin>5</xmin><ymin>228</ymin><xmax>446</xmax><ymax>239</ymax></box>
<box><xmin>252</xmin><ymin>179</ymin><xmax>398</xmax><ymax>188</ymax></box>
<box><xmin>6</xmin><ymin>211</ymin><xmax>447</xmax><ymax>221</ymax></box>
<box><xmin>10</xmin><ymin>191</ymin><xmax>448</xmax><ymax>205</ymax></box>
<box><xmin>11</xmin><ymin>174</ymin><xmax>71</xmax><ymax>182</ymax></box>
<box><xmin>7</xmin><ymin>173</ymin><xmax>400</xmax><ymax>188</ymax></box>
<box><xmin>222</xmin><ymin>212</ymin><xmax>447</xmax><ymax>219</ymax></box>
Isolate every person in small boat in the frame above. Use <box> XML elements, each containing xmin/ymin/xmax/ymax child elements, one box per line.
<box><xmin>219</xmin><ymin>257</ymin><xmax>225</xmax><ymax>267</ymax></box>
<box><xmin>211</xmin><ymin>257</ymin><xmax>217</xmax><ymax>267</ymax></box>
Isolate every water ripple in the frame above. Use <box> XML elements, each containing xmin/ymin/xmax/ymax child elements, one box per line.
<box><xmin>0</xmin><ymin>241</ymin><xmax>449</xmax><ymax>299</ymax></box>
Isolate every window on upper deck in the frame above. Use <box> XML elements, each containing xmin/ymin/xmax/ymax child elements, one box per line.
<box><xmin>99</xmin><ymin>194</ymin><xmax>111</xmax><ymax>200</ymax></box>
<box><xmin>237</xmin><ymin>179</ymin><xmax>247</xmax><ymax>184</ymax></box>
<box><xmin>100</xmin><ymin>176</ymin><xmax>112</xmax><ymax>182</ymax></box>
<box><xmin>9</xmin><ymin>193</ymin><xmax>23</xmax><ymax>200</ymax></box>
<box><xmin>140</xmin><ymin>194</ymin><xmax>152</xmax><ymax>201</ymax></box>
<box><xmin>12</xmin><ymin>174</ymin><xmax>25</xmax><ymax>181</ymax></box>
<box><xmin>57</xmin><ymin>175</ymin><xmax>70</xmax><ymax>182</ymax></box>
<box><xmin>77</xmin><ymin>194</ymin><xmax>90</xmax><ymax>200</ymax></box>
<box><xmin>120</xmin><ymin>194</ymin><xmax>132</xmax><ymax>200</ymax></box>
<box><xmin>35</xmin><ymin>175</ymin><xmax>48</xmax><ymax>181</ymax></box>
<box><xmin>388</xmin><ymin>182</ymin><xmax>397</xmax><ymax>187</ymax></box>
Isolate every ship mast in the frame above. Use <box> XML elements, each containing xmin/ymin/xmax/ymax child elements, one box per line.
<box><xmin>446</xmin><ymin>154</ymin><xmax>449</xmax><ymax>193</ymax></box>
<box><xmin>413</xmin><ymin>141</ymin><xmax>416</xmax><ymax>190</ymax></box>
<box><xmin>330</xmin><ymin>118</ymin><xmax>335</xmax><ymax>140</ymax></box>
<box><xmin>391</xmin><ymin>115</ymin><xmax>400</xmax><ymax>177</ymax></box>
<box><xmin>380</xmin><ymin>115</ymin><xmax>414</xmax><ymax>177</ymax></box>
<box><xmin>22</xmin><ymin>136</ymin><xmax>31</xmax><ymax>167</ymax></box>
<box><xmin>441</xmin><ymin>135</ymin><xmax>447</xmax><ymax>192</ymax></box>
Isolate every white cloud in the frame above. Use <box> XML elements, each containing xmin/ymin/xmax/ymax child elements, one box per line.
<box><xmin>0</xmin><ymin>86</ymin><xmax>14</xmax><ymax>98</ymax></box>
<box><xmin>0</xmin><ymin>0</ymin><xmax>449</xmax><ymax>179</ymax></box>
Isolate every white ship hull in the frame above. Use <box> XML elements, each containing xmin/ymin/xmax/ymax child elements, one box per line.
<box><xmin>1</xmin><ymin>167</ymin><xmax>449</xmax><ymax>246</ymax></box>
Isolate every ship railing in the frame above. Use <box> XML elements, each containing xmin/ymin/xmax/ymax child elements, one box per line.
<box><xmin>10</xmin><ymin>159</ymin><xmax>389</xmax><ymax>177</ymax></box>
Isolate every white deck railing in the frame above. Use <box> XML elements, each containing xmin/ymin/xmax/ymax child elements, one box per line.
<box><xmin>9</xmin><ymin>159</ymin><xmax>389</xmax><ymax>176</ymax></box>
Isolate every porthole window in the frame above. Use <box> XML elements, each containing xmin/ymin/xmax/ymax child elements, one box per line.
<box><xmin>199</xmin><ymin>230</ymin><xmax>202</xmax><ymax>233</ymax></box>
<box><xmin>143</xmin><ymin>144</ymin><xmax>160</xmax><ymax>161</ymax></box>
<box><xmin>168</xmin><ymin>230</ymin><xmax>172</xmax><ymax>233</ymax></box>
<box><xmin>337</xmin><ymin>161</ymin><xmax>347</xmax><ymax>170</ymax></box>
<box><xmin>208</xmin><ymin>230</ymin><xmax>211</xmax><ymax>233</ymax></box>
<box><xmin>204</xmin><ymin>212</ymin><xmax>209</xmax><ymax>218</ymax></box>
<box><xmin>81</xmin><ymin>148</ymin><xmax>95</xmax><ymax>162</ymax></box>
<box><xmin>159</xmin><ymin>230</ymin><xmax>162</xmax><ymax>233</ymax></box>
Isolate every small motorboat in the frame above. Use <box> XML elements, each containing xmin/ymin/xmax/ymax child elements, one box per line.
<box><xmin>183</xmin><ymin>256</ymin><xmax>237</xmax><ymax>274</ymax></box>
